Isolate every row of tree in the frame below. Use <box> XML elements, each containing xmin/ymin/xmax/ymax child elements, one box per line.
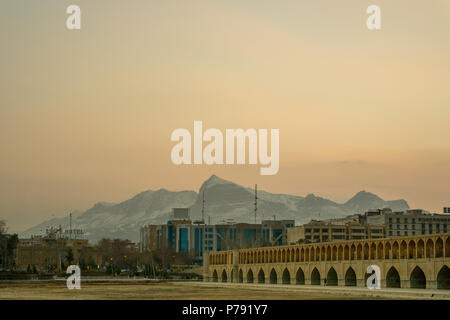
<box><xmin>0</xmin><ymin>220</ymin><xmax>19</xmax><ymax>270</ymax></box>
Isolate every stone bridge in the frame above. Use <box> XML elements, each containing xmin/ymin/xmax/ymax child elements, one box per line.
<box><xmin>204</xmin><ymin>233</ymin><xmax>450</xmax><ymax>289</ymax></box>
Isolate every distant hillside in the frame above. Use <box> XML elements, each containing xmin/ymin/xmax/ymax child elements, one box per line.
<box><xmin>20</xmin><ymin>175</ymin><xmax>409</xmax><ymax>243</ymax></box>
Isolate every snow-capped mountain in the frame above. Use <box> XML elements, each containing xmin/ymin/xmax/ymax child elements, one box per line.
<box><xmin>20</xmin><ymin>175</ymin><xmax>409</xmax><ymax>243</ymax></box>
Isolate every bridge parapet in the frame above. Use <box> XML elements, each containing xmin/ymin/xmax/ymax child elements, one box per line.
<box><xmin>205</xmin><ymin>233</ymin><xmax>450</xmax><ymax>290</ymax></box>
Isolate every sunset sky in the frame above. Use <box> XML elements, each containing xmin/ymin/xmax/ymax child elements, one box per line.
<box><xmin>1</xmin><ymin>0</ymin><xmax>449</xmax><ymax>233</ymax></box>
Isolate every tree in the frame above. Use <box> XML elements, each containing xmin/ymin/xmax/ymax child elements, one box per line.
<box><xmin>0</xmin><ymin>220</ymin><xmax>6</xmax><ymax>235</ymax></box>
<box><xmin>66</xmin><ymin>248</ymin><xmax>74</xmax><ymax>265</ymax></box>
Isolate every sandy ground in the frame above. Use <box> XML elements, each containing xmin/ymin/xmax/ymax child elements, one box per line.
<box><xmin>0</xmin><ymin>281</ymin><xmax>448</xmax><ymax>300</ymax></box>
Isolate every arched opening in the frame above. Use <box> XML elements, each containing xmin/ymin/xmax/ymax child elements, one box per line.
<box><xmin>305</xmin><ymin>248</ymin><xmax>309</xmax><ymax>262</ymax></box>
<box><xmin>321</xmin><ymin>247</ymin><xmax>326</xmax><ymax>261</ymax></box>
<box><xmin>300</xmin><ymin>248</ymin><xmax>304</xmax><ymax>262</ymax></box>
<box><xmin>437</xmin><ymin>265</ymin><xmax>450</xmax><ymax>289</ymax></box>
<box><xmin>436</xmin><ymin>238</ymin><xmax>443</xmax><ymax>258</ymax></box>
<box><xmin>357</xmin><ymin>244</ymin><xmax>362</xmax><ymax>260</ymax></box>
<box><xmin>400</xmin><ymin>241</ymin><xmax>407</xmax><ymax>259</ymax></box>
<box><xmin>311</xmin><ymin>267</ymin><xmax>321</xmax><ymax>285</ymax></box>
<box><xmin>258</xmin><ymin>269</ymin><xmax>265</xmax><ymax>284</ymax></box>
<box><xmin>296</xmin><ymin>248</ymin><xmax>300</xmax><ymax>262</ymax></box>
<box><xmin>296</xmin><ymin>268</ymin><xmax>305</xmax><ymax>285</ymax></box>
<box><xmin>446</xmin><ymin>238</ymin><xmax>450</xmax><ymax>258</ymax></box>
<box><xmin>345</xmin><ymin>267</ymin><xmax>357</xmax><ymax>286</ymax></box>
<box><xmin>238</xmin><ymin>269</ymin><xmax>243</xmax><ymax>283</ymax></box>
<box><xmin>327</xmin><ymin>246</ymin><xmax>331</xmax><ymax>261</ymax></box>
<box><xmin>386</xmin><ymin>267</ymin><xmax>401</xmax><ymax>288</ymax></box>
<box><xmin>408</xmin><ymin>240</ymin><xmax>416</xmax><ymax>259</ymax></box>
<box><xmin>247</xmin><ymin>269</ymin><xmax>254</xmax><ymax>283</ymax></box>
<box><xmin>326</xmin><ymin>267</ymin><xmax>338</xmax><ymax>286</ymax></box>
<box><xmin>282</xmin><ymin>268</ymin><xmax>291</xmax><ymax>284</ymax></box>
<box><xmin>212</xmin><ymin>270</ymin><xmax>218</xmax><ymax>282</ymax></box>
<box><xmin>344</xmin><ymin>245</ymin><xmax>349</xmax><ymax>260</ymax></box>
<box><xmin>417</xmin><ymin>240</ymin><xmax>424</xmax><ymax>259</ymax></box>
<box><xmin>377</xmin><ymin>243</ymin><xmax>384</xmax><ymax>260</ymax></box>
<box><xmin>316</xmin><ymin>247</ymin><xmax>320</xmax><ymax>261</ymax></box>
<box><xmin>270</xmin><ymin>268</ymin><xmax>277</xmax><ymax>284</ymax></box>
<box><xmin>363</xmin><ymin>243</ymin><xmax>369</xmax><ymax>260</ymax></box>
<box><xmin>332</xmin><ymin>246</ymin><xmax>337</xmax><ymax>261</ymax></box>
<box><xmin>426</xmin><ymin>239</ymin><xmax>434</xmax><ymax>258</ymax></box>
<box><xmin>385</xmin><ymin>242</ymin><xmax>391</xmax><ymax>259</ymax></box>
<box><xmin>338</xmin><ymin>246</ymin><xmax>343</xmax><ymax>260</ymax></box>
<box><xmin>370</xmin><ymin>243</ymin><xmax>376</xmax><ymax>259</ymax></box>
<box><xmin>392</xmin><ymin>242</ymin><xmax>399</xmax><ymax>259</ymax></box>
<box><xmin>310</xmin><ymin>248</ymin><xmax>314</xmax><ymax>261</ymax></box>
<box><xmin>410</xmin><ymin>266</ymin><xmax>426</xmax><ymax>289</ymax></box>
<box><xmin>221</xmin><ymin>270</ymin><xmax>228</xmax><ymax>283</ymax></box>
<box><xmin>350</xmin><ymin>245</ymin><xmax>356</xmax><ymax>260</ymax></box>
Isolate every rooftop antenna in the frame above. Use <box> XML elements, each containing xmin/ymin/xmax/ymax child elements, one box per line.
<box><xmin>201</xmin><ymin>192</ymin><xmax>205</xmax><ymax>223</ymax></box>
<box><xmin>208</xmin><ymin>215</ymin><xmax>211</xmax><ymax>225</ymax></box>
<box><xmin>254</xmin><ymin>184</ymin><xmax>258</xmax><ymax>224</ymax></box>
<box><xmin>70</xmin><ymin>212</ymin><xmax>72</xmax><ymax>230</ymax></box>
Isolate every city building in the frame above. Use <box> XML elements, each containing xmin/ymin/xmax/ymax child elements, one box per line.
<box><xmin>287</xmin><ymin>207</ymin><xmax>450</xmax><ymax>244</ymax></box>
<box><xmin>287</xmin><ymin>220</ymin><xmax>385</xmax><ymax>244</ymax></box>
<box><xmin>140</xmin><ymin>208</ymin><xmax>294</xmax><ymax>263</ymax></box>
<box><xmin>368</xmin><ymin>209</ymin><xmax>450</xmax><ymax>237</ymax></box>
<box><xmin>15</xmin><ymin>226</ymin><xmax>100</xmax><ymax>272</ymax></box>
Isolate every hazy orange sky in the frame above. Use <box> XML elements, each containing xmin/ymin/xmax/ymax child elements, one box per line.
<box><xmin>1</xmin><ymin>1</ymin><xmax>449</xmax><ymax>233</ymax></box>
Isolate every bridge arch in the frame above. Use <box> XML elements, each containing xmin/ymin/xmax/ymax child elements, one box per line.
<box><xmin>258</xmin><ymin>269</ymin><xmax>265</xmax><ymax>284</ymax></box>
<box><xmin>437</xmin><ymin>265</ymin><xmax>450</xmax><ymax>289</ymax></box>
<box><xmin>410</xmin><ymin>266</ymin><xmax>426</xmax><ymax>289</ymax></box>
<box><xmin>270</xmin><ymin>268</ymin><xmax>277</xmax><ymax>284</ymax></box>
<box><xmin>221</xmin><ymin>269</ymin><xmax>228</xmax><ymax>283</ymax></box>
<box><xmin>238</xmin><ymin>269</ymin><xmax>243</xmax><ymax>283</ymax></box>
<box><xmin>282</xmin><ymin>268</ymin><xmax>291</xmax><ymax>284</ymax></box>
<box><xmin>212</xmin><ymin>270</ymin><xmax>218</xmax><ymax>282</ymax></box>
<box><xmin>247</xmin><ymin>269</ymin><xmax>254</xmax><ymax>283</ymax></box>
<box><xmin>345</xmin><ymin>267</ymin><xmax>357</xmax><ymax>286</ymax></box>
<box><xmin>296</xmin><ymin>267</ymin><xmax>305</xmax><ymax>285</ymax></box>
<box><xmin>386</xmin><ymin>266</ymin><xmax>401</xmax><ymax>288</ymax></box>
<box><xmin>326</xmin><ymin>267</ymin><xmax>338</xmax><ymax>286</ymax></box>
<box><xmin>311</xmin><ymin>267</ymin><xmax>321</xmax><ymax>285</ymax></box>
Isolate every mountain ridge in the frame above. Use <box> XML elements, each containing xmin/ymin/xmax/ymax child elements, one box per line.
<box><xmin>20</xmin><ymin>175</ymin><xmax>410</xmax><ymax>243</ymax></box>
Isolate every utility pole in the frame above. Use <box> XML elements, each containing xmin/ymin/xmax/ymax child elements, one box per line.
<box><xmin>254</xmin><ymin>184</ymin><xmax>258</xmax><ymax>224</ymax></box>
<box><xmin>201</xmin><ymin>192</ymin><xmax>205</xmax><ymax>223</ymax></box>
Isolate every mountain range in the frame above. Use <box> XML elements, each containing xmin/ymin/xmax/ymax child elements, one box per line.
<box><xmin>20</xmin><ymin>175</ymin><xmax>409</xmax><ymax>243</ymax></box>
